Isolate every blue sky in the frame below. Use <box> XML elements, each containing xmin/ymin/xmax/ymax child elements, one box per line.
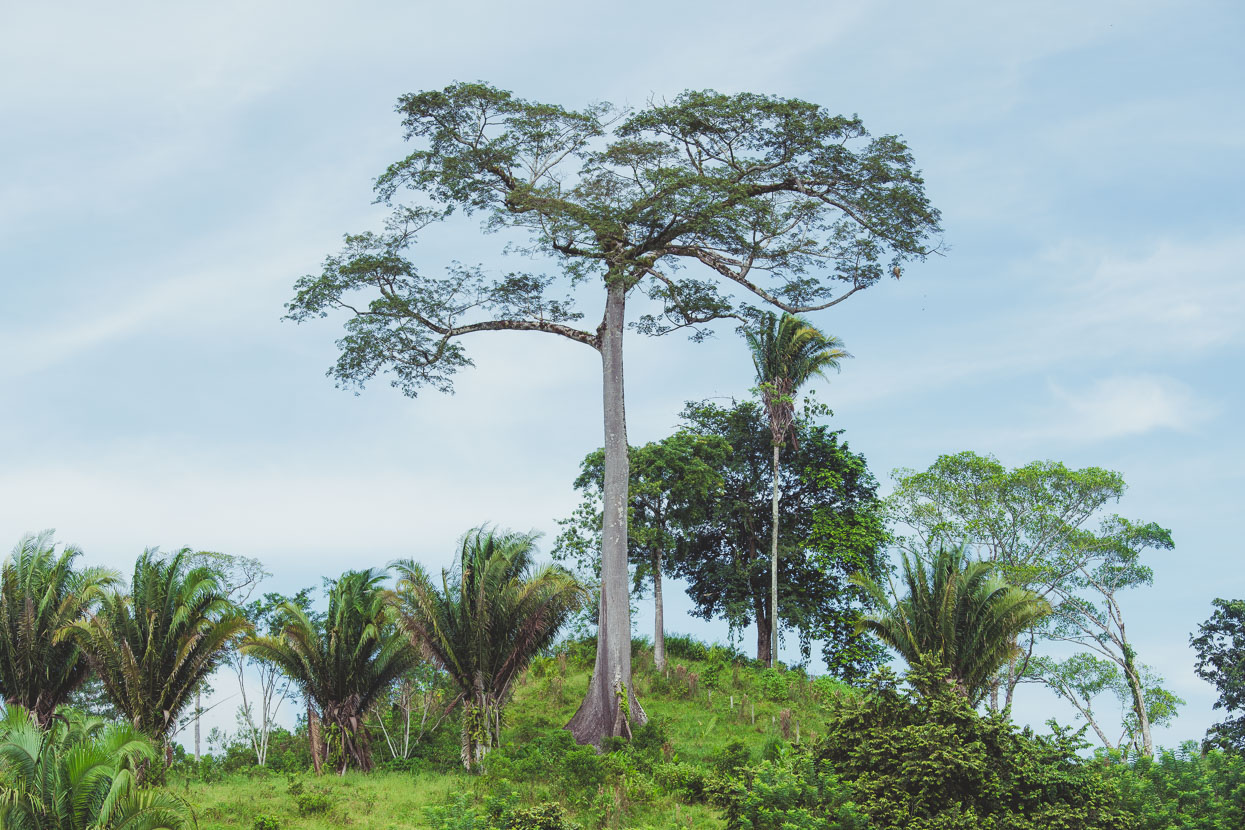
<box><xmin>2</xmin><ymin>1</ymin><xmax>1242</xmax><ymax>748</ymax></box>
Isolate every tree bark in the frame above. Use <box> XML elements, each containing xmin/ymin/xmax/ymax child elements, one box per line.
<box><xmin>1122</xmin><ymin>644</ymin><xmax>1153</xmax><ymax>756</ymax></box>
<box><xmin>653</xmin><ymin>547</ymin><xmax>666</xmax><ymax>673</ymax></box>
<box><xmin>754</xmin><ymin>591</ymin><xmax>772</xmax><ymax>665</ymax></box>
<box><xmin>567</xmin><ymin>278</ymin><xmax>645</xmax><ymax>746</ymax></box>
<box><xmin>194</xmin><ymin>689</ymin><xmax>201</xmax><ymax>763</ymax></box>
<box><xmin>770</xmin><ymin>443</ymin><xmax>781</xmax><ymax>668</ymax></box>
<box><xmin>308</xmin><ymin>698</ymin><xmax>324</xmax><ymax>775</ymax></box>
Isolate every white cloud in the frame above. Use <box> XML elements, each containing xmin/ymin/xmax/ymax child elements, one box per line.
<box><xmin>1043</xmin><ymin>374</ymin><xmax>1214</xmax><ymax>442</ymax></box>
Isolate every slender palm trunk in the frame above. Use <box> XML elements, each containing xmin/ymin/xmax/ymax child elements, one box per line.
<box><xmin>568</xmin><ymin>278</ymin><xmax>645</xmax><ymax>746</ymax></box>
<box><xmin>194</xmin><ymin>689</ymin><xmax>201</xmax><ymax>763</ymax></box>
<box><xmin>769</xmin><ymin>443</ymin><xmax>781</xmax><ymax>668</ymax></box>
<box><xmin>653</xmin><ymin>547</ymin><xmax>665</xmax><ymax>673</ymax></box>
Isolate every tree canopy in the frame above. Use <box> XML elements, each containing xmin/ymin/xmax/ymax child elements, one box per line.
<box><xmin>287</xmin><ymin>81</ymin><xmax>941</xmax><ymax>745</ymax></box>
<box><xmin>1191</xmin><ymin>598</ymin><xmax>1245</xmax><ymax>751</ymax></box>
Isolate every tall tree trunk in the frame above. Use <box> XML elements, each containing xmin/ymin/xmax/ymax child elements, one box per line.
<box><xmin>769</xmin><ymin>443</ymin><xmax>781</xmax><ymax>668</ymax></box>
<box><xmin>568</xmin><ymin>278</ymin><xmax>645</xmax><ymax>746</ymax></box>
<box><xmin>1122</xmin><ymin>645</ymin><xmax>1153</xmax><ymax>756</ymax></box>
<box><xmin>308</xmin><ymin>698</ymin><xmax>324</xmax><ymax>775</ymax></box>
<box><xmin>754</xmin><ymin>591</ymin><xmax>772</xmax><ymax>665</ymax></box>
<box><xmin>653</xmin><ymin>547</ymin><xmax>666</xmax><ymax>673</ymax></box>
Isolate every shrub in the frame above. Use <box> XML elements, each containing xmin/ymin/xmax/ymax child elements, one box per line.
<box><xmin>810</xmin><ymin>676</ymin><xmax>853</xmax><ymax>705</ymax></box>
<box><xmin>664</xmin><ymin>633</ymin><xmax>709</xmax><ymax>662</ymax></box>
<box><xmin>424</xmin><ymin>793</ymin><xmax>486</xmax><ymax>830</ymax></box>
<box><xmin>295</xmin><ymin>789</ymin><xmax>332</xmax><ymax>816</ymax></box>
<box><xmin>484</xmin><ymin>727</ymin><xmax>610</xmax><ymax>797</ymax></box>
<box><xmin>714</xmin><ymin>755</ymin><xmax>862</xmax><ymax>830</ymax></box>
<box><xmin>252</xmin><ymin>815</ymin><xmax>282</xmax><ymax>830</ymax></box>
<box><xmin>817</xmin><ymin>665</ymin><xmax>1132</xmax><ymax>829</ymax></box>
<box><xmin>628</xmin><ymin>717</ymin><xmax>669</xmax><ymax>761</ymax></box>
<box><xmin>497</xmin><ymin>802</ymin><xmax>581</xmax><ymax>830</ymax></box>
<box><xmin>760</xmin><ymin>668</ymin><xmax>788</xmax><ymax>702</ymax></box>
<box><xmin>716</xmin><ymin>664</ymin><xmax>1135</xmax><ymax>830</ymax></box>
<box><xmin>712</xmin><ymin>740</ymin><xmax>752</xmax><ymax>776</ymax></box>
<box><xmin>290</xmin><ymin>778</ymin><xmax>332</xmax><ymax>816</ymax></box>
<box><xmin>702</xmin><ymin>660</ymin><xmax>726</xmax><ymax>691</ymax></box>
<box><xmin>653</xmin><ymin>761</ymin><xmax>709</xmax><ymax>802</ymax></box>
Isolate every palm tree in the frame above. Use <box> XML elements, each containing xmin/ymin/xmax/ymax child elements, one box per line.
<box><xmin>243</xmin><ymin>568</ymin><xmax>418</xmax><ymax>774</ymax></box>
<box><xmin>393</xmin><ymin>528</ymin><xmax>586</xmax><ymax>770</ymax></box>
<box><xmin>63</xmin><ymin>549</ymin><xmax>248</xmax><ymax>757</ymax></box>
<box><xmin>0</xmin><ymin>705</ymin><xmax>193</xmax><ymax>829</ymax></box>
<box><xmin>852</xmin><ymin>545</ymin><xmax>1052</xmax><ymax>704</ymax></box>
<box><xmin>0</xmin><ymin>532</ymin><xmax>118</xmax><ymax>726</ymax></box>
<box><xmin>745</xmin><ymin>312</ymin><xmax>849</xmax><ymax>666</ymax></box>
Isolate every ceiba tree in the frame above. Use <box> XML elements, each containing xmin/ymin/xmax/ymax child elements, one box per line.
<box><xmin>287</xmin><ymin>82</ymin><xmax>941</xmax><ymax>746</ymax></box>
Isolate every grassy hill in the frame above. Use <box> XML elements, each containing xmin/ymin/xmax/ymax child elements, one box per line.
<box><xmin>179</xmin><ymin>638</ymin><xmax>848</xmax><ymax>829</ymax></box>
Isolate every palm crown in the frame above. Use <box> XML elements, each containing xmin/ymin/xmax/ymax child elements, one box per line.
<box><xmin>0</xmin><ymin>532</ymin><xmax>118</xmax><ymax>725</ymax></box>
<box><xmin>745</xmin><ymin>312</ymin><xmax>850</xmax><ymax>448</ymax></box>
<box><xmin>393</xmin><ymin>528</ymin><xmax>585</xmax><ymax>769</ymax></box>
<box><xmin>853</xmin><ymin>545</ymin><xmax>1052</xmax><ymax>704</ymax></box>
<box><xmin>63</xmin><ymin>549</ymin><xmax>248</xmax><ymax>747</ymax></box>
<box><xmin>243</xmin><ymin>568</ymin><xmax>418</xmax><ymax>773</ymax></box>
<box><xmin>0</xmin><ymin>704</ymin><xmax>192</xmax><ymax>830</ymax></box>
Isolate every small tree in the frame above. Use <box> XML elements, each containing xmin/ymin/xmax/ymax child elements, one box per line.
<box><xmin>177</xmin><ymin>551</ymin><xmax>268</xmax><ymax>763</ymax></box>
<box><xmin>235</xmin><ymin>590</ymin><xmax>313</xmax><ymax>766</ymax></box>
<box><xmin>674</xmin><ymin>399</ymin><xmax>887</xmax><ymax>671</ymax></box>
<box><xmin>63</xmin><ymin>549</ymin><xmax>248</xmax><ymax>763</ymax></box>
<box><xmin>244</xmin><ymin>569</ymin><xmax>417</xmax><ymax>774</ymax></box>
<box><xmin>287</xmin><ymin>82</ymin><xmax>941</xmax><ymax>746</ymax></box>
<box><xmin>393</xmin><ymin>528</ymin><xmax>585</xmax><ymax>770</ymax></box>
<box><xmin>1033</xmin><ymin>653</ymin><xmax>1184</xmax><ymax>754</ymax></box>
<box><xmin>1046</xmin><ymin>517</ymin><xmax>1175</xmax><ymax>757</ymax></box>
<box><xmin>888</xmin><ymin>452</ymin><xmax>1138</xmax><ymax>709</ymax></box>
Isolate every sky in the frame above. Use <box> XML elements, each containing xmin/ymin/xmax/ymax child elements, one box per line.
<box><xmin>2</xmin><ymin>0</ymin><xmax>1242</xmax><ymax>751</ymax></box>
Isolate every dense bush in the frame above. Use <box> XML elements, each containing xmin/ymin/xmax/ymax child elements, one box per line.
<box><xmin>760</xmin><ymin>668</ymin><xmax>789</xmax><ymax>702</ymax></box>
<box><xmin>717</xmin><ymin>664</ymin><xmax>1134</xmax><ymax>830</ymax></box>
<box><xmin>484</xmin><ymin>728</ymin><xmax>609</xmax><ymax>795</ymax></box>
<box><xmin>1105</xmin><ymin>742</ymin><xmax>1245</xmax><ymax>829</ymax></box>
<box><xmin>252</xmin><ymin>814</ymin><xmax>281</xmax><ymax>830</ymax></box>
<box><xmin>714</xmin><ymin>754</ymin><xmax>861</xmax><ymax>830</ymax></box>
<box><xmin>424</xmin><ymin>792</ymin><xmax>581</xmax><ymax>830</ymax></box>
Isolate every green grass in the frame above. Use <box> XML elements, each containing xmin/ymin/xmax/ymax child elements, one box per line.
<box><xmin>177</xmin><ymin>643</ymin><xmax>854</xmax><ymax>829</ymax></box>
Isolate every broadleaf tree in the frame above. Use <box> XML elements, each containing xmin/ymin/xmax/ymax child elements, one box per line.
<box><xmin>675</xmin><ymin>399</ymin><xmax>888</xmax><ymax>676</ymax></box>
<box><xmin>1191</xmin><ymin>598</ymin><xmax>1245</xmax><ymax>751</ymax></box>
<box><xmin>1045</xmin><ymin>516</ymin><xmax>1175</xmax><ymax>757</ymax></box>
<box><xmin>287</xmin><ymin>82</ymin><xmax>941</xmax><ymax>745</ymax></box>
<box><xmin>177</xmin><ymin>550</ymin><xmax>268</xmax><ymax>763</ymax></box>
<box><xmin>888</xmin><ymin>452</ymin><xmax>1130</xmax><ymax>709</ymax></box>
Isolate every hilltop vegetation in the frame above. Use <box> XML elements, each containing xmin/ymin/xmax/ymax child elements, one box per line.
<box><xmin>173</xmin><ymin>635</ymin><xmax>1245</xmax><ymax>830</ymax></box>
